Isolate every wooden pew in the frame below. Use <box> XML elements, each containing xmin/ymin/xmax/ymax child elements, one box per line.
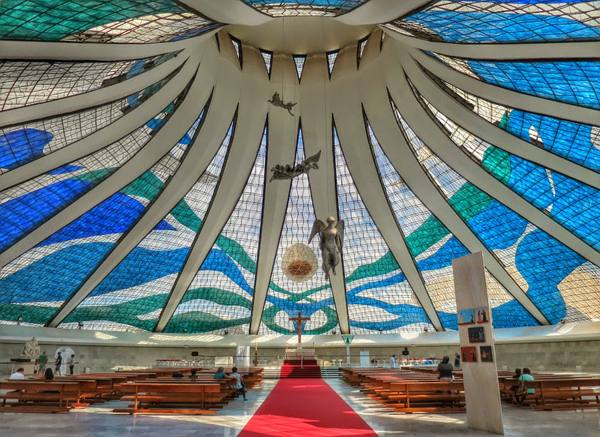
<box><xmin>0</xmin><ymin>381</ymin><xmax>88</xmax><ymax>412</ymax></box>
<box><xmin>113</xmin><ymin>382</ymin><xmax>225</xmax><ymax>415</ymax></box>
<box><xmin>505</xmin><ymin>378</ymin><xmax>600</xmax><ymax>410</ymax></box>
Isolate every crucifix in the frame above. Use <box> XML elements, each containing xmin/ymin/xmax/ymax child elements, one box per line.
<box><xmin>289</xmin><ymin>312</ymin><xmax>311</xmax><ymax>346</ymax></box>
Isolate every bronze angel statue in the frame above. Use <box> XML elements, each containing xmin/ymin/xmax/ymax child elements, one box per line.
<box><xmin>267</xmin><ymin>92</ymin><xmax>297</xmax><ymax>116</ymax></box>
<box><xmin>270</xmin><ymin>150</ymin><xmax>321</xmax><ymax>182</ymax></box>
<box><xmin>309</xmin><ymin>217</ymin><xmax>344</xmax><ymax>278</ymax></box>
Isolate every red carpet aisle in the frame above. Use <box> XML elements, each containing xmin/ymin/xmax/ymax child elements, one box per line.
<box><xmin>280</xmin><ymin>359</ymin><xmax>321</xmax><ymax>378</ymax></box>
<box><xmin>238</xmin><ymin>378</ymin><xmax>377</xmax><ymax>437</ymax></box>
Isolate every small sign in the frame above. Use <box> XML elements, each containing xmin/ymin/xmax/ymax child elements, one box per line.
<box><xmin>342</xmin><ymin>335</ymin><xmax>354</xmax><ymax>345</ymax></box>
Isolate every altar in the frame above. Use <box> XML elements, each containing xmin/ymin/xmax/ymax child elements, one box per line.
<box><xmin>285</xmin><ymin>349</ymin><xmax>316</xmax><ymax>360</ymax></box>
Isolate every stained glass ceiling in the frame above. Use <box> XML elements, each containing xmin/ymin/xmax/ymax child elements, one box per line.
<box><xmin>0</xmin><ymin>1</ymin><xmax>598</xmax><ymax>335</ymax></box>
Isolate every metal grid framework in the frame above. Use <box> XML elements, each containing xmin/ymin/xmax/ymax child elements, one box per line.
<box><xmin>334</xmin><ymin>126</ymin><xmax>435</xmax><ymax>333</ymax></box>
<box><xmin>389</xmin><ymin>0</ymin><xmax>600</xmax><ymax>43</ymax></box>
<box><xmin>0</xmin><ymin>93</ymin><xmax>184</xmax><ymax>256</ymax></box>
<box><xmin>0</xmin><ymin>0</ymin><xmax>218</xmax><ymax>42</ymax></box>
<box><xmin>260</xmin><ymin>50</ymin><xmax>273</xmax><ymax>77</ymax></box>
<box><xmin>427</xmin><ymin>53</ymin><xmax>600</xmax><ymax>109</ymax></box>
<box><xmin>430</xmin><ymin>75</ymin><xmax>600</xmax><ymax>173</ymax></box>
<box><xmin>293</xmin><ymin>55</ymin><xmax>307</xmax><ymax>81</ymax></box>
<box><xmin>413</xmin><ymin>89</ymin><xmax>600</xmax><ymax>252</ymax></box>
<box><xmin>63</xmin><ymin>118</ymin><xmax>232</xmax><ymax>332</ymax></box>
<box><xmin>0</xmin><ymin>3</ymin><xmax>599</xmax><ymax>335</ymax></box>
<box><xmin>242</xmin><ymin>0</ymin><xmax>369</xmax><ymax>17</ymax></box>
<box><xmin>0</xmin><ymin>74</ymin><xmax>175</xmax><ymax>174</ymax></box>
<box><xmin>0</xmin><ymin>54</ymin><xmax>177</xmax><ymax>111</ymax></box>
<box><xmin>261</xmin><ymin>128</ymin><xmax>339</xmax><ymax>334</ymax></box>
<box><xmin>366</xmin><ymin>119</ymin><xmax>538</xmax><ymax>330</ymax></box>
<box><xmin>165</xmin><ymin>127</ymin><xmax>269</xmax><ymax>335</ymax></box>
<box><xmin>0</xmin><ymin>90</ymin><xmax>190</xmax><ymax>327</ymax></box>
<box><xmin>392</xmin><ymin>101</ymin><xmax>600</xmax><ymax>325</ymax></box>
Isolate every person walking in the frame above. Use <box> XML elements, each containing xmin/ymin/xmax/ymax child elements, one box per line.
<box><xmin>454</xmin><ymin>352</ymin><xmax>460</xmax><ymax>368</ymax></box>
<box><xmin>68</xmin><ymin>354</ymin><xmax>76</xmax><ymax>375</ymax></box>
<box><xmin>230</xmin><ymin>367</ymin><xmax>247</xmax><ymax>401</ymax></box>
<box><xmin>55</xmin><ymin>352</ymin><xmax>62</xmax><ymax>376</ymax></box>
<box><xmin>38</xmin><ymin>351</ymin><xmax>48</xmax><ymax>373</ymax></box>
<box><xmin>390</xmin><ymin>354</ymin><xmax>397</xmax><ymax>369</ymax></box>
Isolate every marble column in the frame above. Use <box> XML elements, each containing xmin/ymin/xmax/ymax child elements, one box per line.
<box><xmin>453</xmin><ymin>252</ymin><xmax>504</xmax><ymax>435</ymax></box>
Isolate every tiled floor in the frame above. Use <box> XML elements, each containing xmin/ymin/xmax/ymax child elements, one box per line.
<box><xmin>1</xmin><ymin>379</ymin><xmax>599</xmax><ymax>436</ymax></box>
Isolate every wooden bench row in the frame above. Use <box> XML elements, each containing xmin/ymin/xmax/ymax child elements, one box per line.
<box><xmin>341</xmin><ymin>367</ymin><xmax>600</xmax><ymax>413</ymax></box>
<box><xmin>1</xmin><ymin>367</ymin><xmax>263</xmax><ymax>414</ymax></box>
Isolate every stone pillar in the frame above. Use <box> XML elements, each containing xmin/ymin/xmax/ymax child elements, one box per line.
<box><xmin>453</xmin><ymin>252</ymin><xmax>504</xmax><ymax>435</ymax></box>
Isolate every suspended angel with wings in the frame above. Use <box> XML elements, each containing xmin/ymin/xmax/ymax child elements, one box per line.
<box><xmin>270</xmin><ymin>150</ymin><xmax>321</xmax><ymax>182</ymax></box>
<box><xmin>308</xmin><ymin>217</ymin><xmax>344</xmax><ymax>278</ymax></box>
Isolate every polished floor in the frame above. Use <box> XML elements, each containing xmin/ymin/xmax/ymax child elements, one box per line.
<box><xmin>1</xmin><ymin>379</ymin><xmax>599</xmax><ymax>436</ymax></box>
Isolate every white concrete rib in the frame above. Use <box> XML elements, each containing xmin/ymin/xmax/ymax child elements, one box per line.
<box><xmin>0</xmin><ymin>58</ymin><xmax>198</xmax><ymax>192</ymax></box>
<box><xmin>0</xmin><ymin>50</ymin><xmax>190</xmax><ymax>128</ymax></box>
<box><xmin>377</xmin><ymin>43</ymin><xmax>549</xmax><ymax>325</ymax></box>
<box><xmin>399</xmin><ymin>50</ymin><xmax>600</xmax><ymax>191</ymax></box>
<box><xmin>300</xmin><ymin>51</ymin><xmax>350</xmax><ymax>334</ymax></box>
<box><xmin>181</xmin><ymin>0</ymin><xmax>272</xmax><ymax>25</ymax></box>
<box><xmin>0</xmin><ymin>53</ymin><xmax>207</xmax><ymax>270</ymax></box>
<box><xmin>335</xmin><ymin>0</ymin><xmax>432</xmax><ymax>25</ymax></box>
<box><xmin>330</xmin><ymin>42</ymin><xmax>443</xmax><ymax>330</ymax></box>
<box><xmin>410</xmin><ymin>48</ymin><xmax>600</xmax><ymax>127</ymax></box>
<box><xmin>395</xmin><ymin>47</ymin><xmax>600</xmax><ymax>267</ymax></box>
<box><xmin>155</xmin><ymin>42</ymin><xmax>270</xmax><ymax>333</ymax></box>
<box><xmin>47</xmin><ymin>49</ymin><xmax>223</xmax><ymax>328</ymax></box>
<box><xmin>250</xmin><ymin>53</ymin><xmax>299</xmax><ymax>335</ymax></box>
<box><xmin>384</xmin><ymin>29</ymin><xmax>600</xmax><ymax>60</ymax></box>
<box><xmin>0</xmin><ymin>29</ymin><xmax>219</xmax><ymax>61</ymax></box>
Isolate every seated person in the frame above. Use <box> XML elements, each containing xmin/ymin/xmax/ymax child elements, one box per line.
<box><xmin>436</xmin><ymin>356</ymin><xmax>453</xmax><ymax>382</ymax></box>
<box><xmin>35</xmin><ymin>368</ymin><xmax>54</xmax><ymax>380</ymax></box>
<box><xmin>517</xmin><ymin>368</ymin><xmax>535</xmax><ymax>404</ymax></box>
<box><xmin>172</xmin><ymin>371</ymin><xmax>184</xmax><ymax>378</ymax></box>
<box><xmin>510</xmin><ymin>368</ymin><xmax>522</xmax><ymax>397</ymax></box>
<box><xmin>10</xmin><ymin>368</ymin><xmax>26</xmax><ymax>380</ymax></box>
<box><xmin>213</xmin><ymin>367</ymin><xmax>227</xmax><ymax>379</ymax></box>
<box><xmin>229</xmin><ymin>366</ymin><xmax>247</xmax><ymax>401</ymax></box>
<box><xmin>189</xmin><ymin>369</ymin><xmax>199</xmax><ymax>379</ymax></box>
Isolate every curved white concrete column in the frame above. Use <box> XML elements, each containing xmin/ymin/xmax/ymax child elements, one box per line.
<box><xmin>377</xmin><ymin>44</ymin><xmax>549</xmax><ymax>325</ymax></box>
<box><xmin>299</xmin><ymin>51</ymin><xmax>350</xmax><ymax>334</ymax></box>
<box><xmin>0</xmin><ymin>29</ymin><xmax>218</xmax><ymax>61</ymax></box>
<box><xmin>335</xmin><ymin>0</ymin><xmax>431</xmax><ymax>25</ymax></box>
<box><xmin>383</xmin><ymin>29</ymin><xmax>600</xmax><ymax>60</ymax></box>
<box><xmin>394</xmin><ymin>50</ymin><xmax>600</xmax><ymax>267</ymax></box>
<box><xmin>0</xmin><ymin>56</ymin><xmax>208</xmax><ymax>270</ymax></box>
<box><xmin>400</xmin><ymin>51</ymin><xmax>600</xmax><ymax>191</ymax></box>
<box><xmin>47</xmin><ymin>49</ymin><xmax>225</xmax><ymax>328</ymax></box>
<box><xmin>331</xmin><ymin>43</ymin><xmax>443</xmax><ymax>330</ymax></box>
<box><xmin>0</xmin><ymin>58</ymin><xmax>199</xmax><ymax>192</ymax></box>
<box><xmin>410</xmin><ymin>48</ymin><xmax>600</xmax><ymax>127</ymax></box>
<box><xmin>0</xmin><ymin>50</ymin><xmax>190</xmax><ymax>128</ymax></box>
<box><xmin>155</xmin><ymin>43</ymin><xmax>271</xmax><ymax>333</ymax></box>
<box><xmin>181</xmin><ymin>0</ymin><xmax>272</xmax><ymax>25</ymax></box>
<box><xmin>250</xmin><ymin>53</ymin><xmax>299</xmax><ymax>335</ymax></box>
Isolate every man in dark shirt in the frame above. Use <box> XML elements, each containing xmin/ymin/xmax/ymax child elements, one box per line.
<box><xmin>437</xmin><ymin>355</ymin><xmax>453</xmax><ymax>382</ymax></box>
<box><xmin>55</xmin><ymin>352</ymin><xmax>62</xmax><ymax>376</ymax></box>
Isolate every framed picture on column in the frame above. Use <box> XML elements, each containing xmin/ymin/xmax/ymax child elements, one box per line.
<box><xmin>480</xmin><ymin>346</ymin><xmax>494</xmax><ymax>363</ymax></box>
<box><xmin>461</xmin><ymin>346</ymin><xmax>478</xmax><ymax>363</ymax></box>
<box><xmin>474</xmin><ymin>307</ymin><xmax>490</xmax><ymax>324</ymax></box>
<box><xmin>458</xmin><ymin>308</ymin><xmax>475</xmax><ymax>325</ymax></box>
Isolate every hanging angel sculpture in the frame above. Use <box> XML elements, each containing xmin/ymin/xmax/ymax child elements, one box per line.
<box><xmin>309</xmin><ymin>217</ymin><xmax>344</xmax><ymax>278</ymax></box>
<box><xmin>267</xmin><ymin>92</ymin><xmax>297</xmax><ymax>116</ymax></box>
<box><xmin>270</xmin><ymin>150</ymin><xmax>321</xmax><ymax>182</ymax></box>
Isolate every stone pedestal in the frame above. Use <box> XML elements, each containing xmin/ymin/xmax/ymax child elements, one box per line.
<box><xmin>10</xmin><ymin>360</ymin><xmax>35</xmax><ymax>376</ymax></box>
<box><xmin>453</xmin><ymin>252</ymin><xmax>504</xmax><ymax>435</ymax></box>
